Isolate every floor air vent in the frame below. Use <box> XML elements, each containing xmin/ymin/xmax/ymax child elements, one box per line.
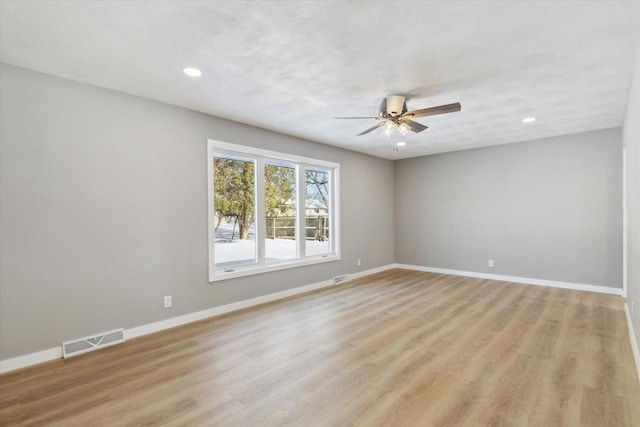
<box><xmin>62</xmin><ymin>328</ymin><xmax>125</xmax><ymax>358</ymax></box>
<box><xmin>333</xmin><ymin>274</ymin><xmax>351</xmax><ymax>284</ymax></box>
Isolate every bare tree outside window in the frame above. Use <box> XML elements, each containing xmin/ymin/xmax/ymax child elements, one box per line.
<box><xmin>305</xmin><ymin>168</ymin><xmax>330</xmax><ymax>255</ymax></box>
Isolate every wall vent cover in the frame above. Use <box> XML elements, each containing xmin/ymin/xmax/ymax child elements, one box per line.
<box><xmin>62</xmin><ymin>328</ymin><xmax>125</xmax><ymax>358</ymax></box>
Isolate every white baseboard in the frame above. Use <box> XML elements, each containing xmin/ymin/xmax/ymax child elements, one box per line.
<box><xmin>0</xmin><ymin>264</ymin><xmax>396</xmax><ymax>374</ymax></box>
<box><xmin>0</xmin><ymin>347</ymin><xmax>63</xmax><ymax>374</ymax></box>
<box><xmin>393</xmin><ymin>264</ymin><xmax>623</xmax><ymax>296</ymax></box>
<box><xmin>349</xmin><ymin>264</ymin><xmax>396</xmax><ymax>280</ymax></box>
<box><xmin>624</xmin><ymin>303</ymin><xmax>640</xmax><ymax>385</ymax></box>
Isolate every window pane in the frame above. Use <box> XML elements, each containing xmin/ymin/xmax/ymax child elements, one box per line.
<box><xmin>213</xmin><ymin>155</ymin><xmax>256</xmax><ymax>268</ymax></box>
<box><xmin>305</xmin><ymin>168</ymin><xmax>330</xmax><ymax>256</ymax></box>
<box><xmin>264</xmin><ymin>162</ymin><xmax>297</xmax><ymax>262</ymax></box>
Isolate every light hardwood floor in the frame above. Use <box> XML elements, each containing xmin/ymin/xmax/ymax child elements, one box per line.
<box><xmin>1</xmin><ymin>269</ymin><xmax>639</xmax><ymax>426</ymax></box>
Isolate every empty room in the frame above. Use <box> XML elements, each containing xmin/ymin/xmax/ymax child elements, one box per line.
<box><xmin>1</xmin><ymin>1</ymin><xmax>639</xmax><ymax>425</ymax></box>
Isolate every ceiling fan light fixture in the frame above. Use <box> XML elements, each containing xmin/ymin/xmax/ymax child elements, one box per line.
<box><xmin>397</xmin><ymin>122</ymin><xmax>410</xmax><ymax>136</ymax></box>
<box><xmin>396</xmin><ymin>141</ymin><xmax>406</xmax><ymax>147</ymax></box>
<box><xmin>381</xmin><ymin>121</ymin><xmax>395</xmax><ymax>138</ymax></box>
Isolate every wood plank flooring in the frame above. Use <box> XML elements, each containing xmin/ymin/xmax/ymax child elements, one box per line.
<box><xmin>1</xmin><ymin>269</ymin><xmax>639</xmax><ymax>426</ymax></box>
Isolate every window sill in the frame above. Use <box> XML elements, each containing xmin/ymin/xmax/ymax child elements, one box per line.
<box><xmin>209</xmin><ymin>254</ymin><xmax>341</xmax><ymax>282</ymax></box>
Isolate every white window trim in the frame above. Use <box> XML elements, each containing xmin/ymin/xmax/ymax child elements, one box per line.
<box><xmin>207</xmin><ymin>140</ymin><xmax>341</xmax><ymax>282</ymax></box>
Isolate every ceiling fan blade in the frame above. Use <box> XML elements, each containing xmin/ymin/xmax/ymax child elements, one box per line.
<box><xmin>357</xmin><ymin>122</ymin><xmax>386</xmax><ymax>136</ymax></box>
<box><xmin>401</xmin><ymin>119</ymin><xmax>428</xmax><ymax>133</ymax></box>
<box><xmin>405</xmin><ymin>102</ymin><xmax>461</xmax><ymax>119</ymax></box>
<box><xmin>334</xmin><ymin>116</ymin><xmax>379</xmax><ymax>119</ymax></box>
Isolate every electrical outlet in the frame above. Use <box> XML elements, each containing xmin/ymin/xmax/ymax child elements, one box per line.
<box><xmin>488</xmin><ymin>260</ymin><xmax>494</xmax><ymax>267</ymax></box>
<box><xmin>357</xmin><ymin>258</ymin><xmax>361</xmax><ymax>266</ymax></box>
<box><xmin>164</xmin><ymin>295</ymin><xmax>172</xmax><ymax>308</ymax></box>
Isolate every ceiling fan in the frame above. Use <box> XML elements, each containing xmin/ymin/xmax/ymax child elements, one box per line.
<box><xmin>335</xmin><ymin>95</ymin><xmax>461</xmax><ymax>138</ymax></box>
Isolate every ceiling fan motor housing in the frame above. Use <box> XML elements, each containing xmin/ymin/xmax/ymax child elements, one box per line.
<box><xmin>386</xmin><ymin>95</ymin><xmax>406</xmax><ymax>117</ymax></box>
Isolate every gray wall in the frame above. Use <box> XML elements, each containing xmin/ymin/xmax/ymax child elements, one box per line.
<box><xmin>0</xmin><ymin>63</ymin><xmax>395</xmax><ymax>360</ymax></box>
<box><xmin>394</xmin><ymin>129</ymin><xmax>623</xmax><ymax>288</ymax></box>
<box><xmin>623</xmin><ymin>45</ymin><xmax>640</xmax><ymax>348</ymax></box>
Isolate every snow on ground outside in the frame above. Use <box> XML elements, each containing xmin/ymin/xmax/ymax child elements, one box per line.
<box><xmin>214</xmin><ymin>220</ymin><xmax>330</xmax><ymax>267</ymax></box>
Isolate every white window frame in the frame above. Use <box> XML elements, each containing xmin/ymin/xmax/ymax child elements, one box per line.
<box><xmin>207</xmin><ymin>140</ymin><xmax>341</xmax><ymax>282</ymax></box>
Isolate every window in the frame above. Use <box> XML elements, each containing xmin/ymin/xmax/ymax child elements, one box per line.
<box><xmin>305</xmin><ymin>168</ymin><xmax>331</xmax><ymax>256</ymax></box>
<box><xmin>208</xmin><ymin>140</ymin><xmax>340</xmax><ymax>281</ymax></box>
<box><xmin>212</xmin><ymin>155</ymin><xmax>257</xmax><ymax>268</ymax></box>
<box><xmin>264</xmin><ymin>161</ymin><xmax>297</xmax><ymax>262</ymax></box>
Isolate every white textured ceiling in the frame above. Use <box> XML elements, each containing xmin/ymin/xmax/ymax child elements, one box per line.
<box><xmin>1</xmin><ymin>1</ymin><xmax>639</xmax><ymax>159</ymax></box>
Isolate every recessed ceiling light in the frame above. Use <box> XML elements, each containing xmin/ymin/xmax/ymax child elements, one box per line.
<box><xmin>183</xmin><ymin>67</ymin><xmax>202</xmax><ymax>77</ymax></box>
<box><xmin>396</xmin><ymin>141</ymin><xmax>407</xmax><ymax>147</ymax></box>
<box><xmin>522</xmin><ymin>117</ymin><xmax>536</xmax><ymax>123</ymax></box>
